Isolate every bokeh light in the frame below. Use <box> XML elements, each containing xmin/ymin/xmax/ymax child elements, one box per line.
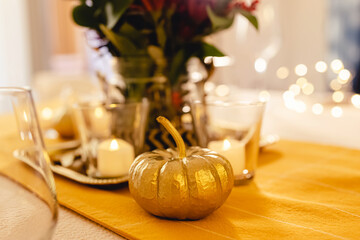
<box><xmin>294</xmin><ymin>100</ymin><xmax>307</xmax><ymax>113</ymax></box>
<box><xmin>182</xmin><ymin>105</ymin><xmax>191</xmax><ymax>113</ymax></box>
<box><xmin>215</xmin><ymin>84</ymin><xmax>230</xmax><ymax>97</ymax></box>
<box><xmin>204</xmin><ymin>81</ymin><xmax>215</xmax><ymax>93</ymax></box>
<box><xmin>332</xmin><ymin>91</ymin><xmax>344</xmax><ymax>103</ymax></box>
<box><xmin>302</xmin><ymin>83</ymin><xmax>314</xmax><ymax>95</ymax></box>
<box><xmin>41</xmin><ymin>107</ymin><xmax>53</xmax><ymax>120</ymax></box>
<box><xmin>351</xmin><ymin>94</ymin><xmax>360</xmax><ymax>108</ymax></box>
<box><xmin>338</xmin><ymin>69</ymin><xmax>351</xmax><ymax>84</ymax></box>
<box><xmin>330</xmin><ymin>79</ymin><xmax>342</xmax><ymax>91</ymax></box>
<box><xmin>289</xmin><ymin>84</ymin><xmax>301</xmax><ymax>95</ymax></box>
<box><xmin>295</xmin><ymin>64</ymin><xmax>308</xmax><ymax>76</ymax></box>
<box><xmin>283</xmin><ymin>91</ymin><xmax>295</xmax><ymax>102</ymax></box>
<box><xmin>312</xmin><ymin>103</ymin><xmax>324</xmax><ymax>115</ymax></box>
<box><xmin>190</xmin><ymin>72</ymin><xmax>203</xmax><ymax>82</ymax></box>
<box><xmin>315</xmin><ymin>61</ymin><xmax>327</xmax><ymax>73</ymax></box>
<box><xmin>276</xmin><ymin>67</ymin><xmax>289</xmax><ymax>79</ymax></box>
<box><xmin>259</xmin><ymin>90</ymin><xmax>271</xmax><ymax>102</ymax></box>
<box><xmin>254</xmin><ymin>58</ymin><xmax>267</xmax><ymax>73</ymax></box>
<box><xmin>330</xmin><ymin>59</ymin><xmax>344</xmax><ymax>73</ymax></box>
<box><xmin>296</xmin><ymin>78</ymin><xmax>308</xmax><ymax>88</ymax></box>
<box><xmin>331</xmin><ymin>106</ymin><xmax>343</xmax><ymax>118</ymax></box>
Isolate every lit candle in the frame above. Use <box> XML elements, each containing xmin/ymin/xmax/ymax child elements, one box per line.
<box><xmin>97</xmin><ymin>138</ymin><xmax>134</xmax><ymax>177</ymax></box>
<box><xmin>208</xmin><ymin>139</ymin><xmax>245</xmax><ymax>176</ymax></box>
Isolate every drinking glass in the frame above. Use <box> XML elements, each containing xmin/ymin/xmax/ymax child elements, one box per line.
<box><xmin>73</xmin><ymin>101</ymin><xmax>149</xmax><ymax>178</ymax></box>
<box><xmin>0</xmin><ymin>87</ymin><xmax>58</xmax><ymax>239</ymax></box>
<box><xmin>191</xmin><ymin>100</ymin><xmax>265</xmax><ymax>185</ymax></box>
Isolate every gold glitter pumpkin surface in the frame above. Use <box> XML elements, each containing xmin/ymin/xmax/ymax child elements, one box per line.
<box><xmin>128</xmin><ymin>117</ymin><xmax>234</xmax><ymax>220</ymax></box>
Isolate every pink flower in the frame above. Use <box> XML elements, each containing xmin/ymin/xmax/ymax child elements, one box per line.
<box><xmin>141</xmin><ymin>0</ymin><xmax>165</xmax><ymax>11</ymax></box>
<box><xmin>229</xmin><ymin>0</ymin><xmax>260</xmax><ymax>12</ymax></box>
<box><xmin>187</xmin><ymin>0</ymin><xmax>215</xmax><ymax>24</ymax></box>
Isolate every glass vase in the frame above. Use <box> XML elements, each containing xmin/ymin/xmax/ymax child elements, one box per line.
<box><xmin>109</xmin><ymin>56</ymin><xmax>197</xmax><ymax>151</ymax></box>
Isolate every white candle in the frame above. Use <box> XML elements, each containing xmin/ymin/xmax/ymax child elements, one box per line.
<box><xmin>97</xmin><ymin>138</ymin><xmax>134</xmax><ymax>177</ymax></box>
<box><xmin>208</xmin><ymin>139</ymin><xmax>245</xmax><ymax>176</ymax></box>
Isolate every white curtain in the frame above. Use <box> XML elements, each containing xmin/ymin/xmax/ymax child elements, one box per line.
<box><xmin>0</xmin><ymin>0</ymin><xmax>32</xmax><ymax>87</ymax></box>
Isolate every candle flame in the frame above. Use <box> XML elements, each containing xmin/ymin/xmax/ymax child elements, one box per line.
<box><xmin>223</xmin><ymin>139</ymin><xmax>231</xmax><ymax>151</ymax></box>
<box><xmin>41</xmin><ymin>107</ymin><xmax>53</xmax><ymax>120</ymax></box>
<box><xmin>94</xmin><ymin>107</ymin><xmax>104</xmax><ymax>118</ymax></box>
<box><xmin>110</xmin><ymin>139</ymin><xmax>119</xmax><ymax>150</ymax></box>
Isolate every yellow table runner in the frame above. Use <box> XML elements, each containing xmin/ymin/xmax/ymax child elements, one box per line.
<box><xmin>1</xmin><ymin>122</ymin><xmax>360</xmax><ymax>239</ymax></box>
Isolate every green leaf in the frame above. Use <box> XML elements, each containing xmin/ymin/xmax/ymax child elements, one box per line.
<box><xmin>239</xmin><ymin>9</ymin><xmax>259</xmax><ymax>30</ymax></box>
<box><xmin>118</xmin><ymin>23</ymin><xmax>145</xmax><ymax>47</ymax></box>
<box><xmin>105</xmin><ymin>0</ymin><xmax>133</xmax><ymax>29</ymax></box>
<box><xmin>155</xmin><ymin>20</ymin><xmax>167</xmax><ymax>49</ymax></box>
<box><xmin>169</xmin><ymin>42</ymin><xmax>226</xmax><ymax>85</ymax></box>
<box><xmin>148</xmin><ymin>45</ymin><xmax>167</xmax><ymax>69</ymax></box>
<box><xmin>169</xmin><ymin>48</ymin><xmax>188</xmax><ymax>86</ymax></box>
<box><xmin>206</xmin><ymin>6</ymin><xmax>234</xmax><ymax>31</ymax></box>
<box><xmin>100</xmin><ymin>24</ymin><xmax>138</xmax><ymax>55</ymax></box>
<box><xmin>199</xmin><ymin>42</ymin><xmax>225</xmax><ymax>58</ymax></box>
<box><xmin>72</xmin><ymin>4</ymin><xmax>96</xmax><ymax>28</ymax></box>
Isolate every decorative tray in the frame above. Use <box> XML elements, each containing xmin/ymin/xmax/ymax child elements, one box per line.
<box><xmin>13</xmin><ymin>134</ymin><xmax>278</xmax><ymax>186</ymax></box>
<box><xmin>13</xmin><ymin>141</ymin><xmax>129</xmax><ymax>186</ymax></box>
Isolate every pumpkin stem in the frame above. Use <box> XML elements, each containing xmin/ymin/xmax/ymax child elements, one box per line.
<box><xmin>156</xmin><ymin>116</ymin><xmax>186</xmax><ymax>159</ymax></box>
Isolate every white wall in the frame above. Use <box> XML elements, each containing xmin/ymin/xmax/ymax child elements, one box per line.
<box><xmin>0</xmin><ymin>0</ymin><xmax>32</xmax><ymax>87</ymax></box>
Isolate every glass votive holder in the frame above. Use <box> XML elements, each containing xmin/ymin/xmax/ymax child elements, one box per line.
<box><xmin>191</xmin><ymin>100</ymin><xmax>265</xmax><ymax>185</ymax></box>
<box><xmin>73</xmin><ymin>101</ymin><xmax>149</xmax><ymax>178</ymax></box>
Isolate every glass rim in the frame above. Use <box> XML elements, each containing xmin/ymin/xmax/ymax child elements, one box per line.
<box><xmin>191</xmin><ymin>100</ymin><xmax>266</xmax><ymax>108</ymax></box>
<box><xmin>73</xmin><ymin>99</ymin><xmax>149</xmax><ymax>110</ymax></box>
<box><xmin>0</xmin><ymin>86</ymin><xmax>31</xmax><ymax>94</ymax></box>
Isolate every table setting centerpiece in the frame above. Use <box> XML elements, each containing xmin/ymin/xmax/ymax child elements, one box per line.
<box><xmin>71</xmin><ymin>0</ymin><xmax>259</xmax><ymax>150</ymax></box>
<box><xmin>11</xmin><ymin>0</ymin><xmax>261</xmax><ymax>186</ymax></box>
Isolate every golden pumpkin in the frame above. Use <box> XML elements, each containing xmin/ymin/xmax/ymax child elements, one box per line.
<box><xmin>129</xmin><ymin>116</ymin><xmax>234</xmax><ymax>220</ymax></box>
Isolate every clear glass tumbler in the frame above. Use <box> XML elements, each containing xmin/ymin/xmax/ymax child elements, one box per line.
<box><xmin>73</xmin><ymin>101</ymin><xmax>149</xmax><ymax>178</ymax></box>
<box><xmin>191</xmin><ymin>100</ymin><xmax>265</xmax><ymax>185</ymax></box>
<box><xmin>0</xmin><ymin>87</ymin><xmax>58</xmax><ymax>239</ymax></box>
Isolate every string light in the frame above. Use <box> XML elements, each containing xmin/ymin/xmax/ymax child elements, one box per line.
<box><xmin>330</xmin><ymin>59</ymin><xmax>344</xmax><ymax>73</ymax></box>
<box><xmin>295</xmin><ymin>100</ymin><xmax>307</xmax><ymax>113</ymax></box>
<box><xmin>351</xmin><ymin>94</ymin><xmax>360</xmax><ymax>108</ymax></box>
<box><xmin>315</xmin><ymin>61</ymin><xmax>327</xmax><ymax>73</ymax></box>
<box><xmin>289</xmin><ymin>84</ymin><xmax>301</xmax><ymax>95</ymax></box>
<box><xmin>312</xmin><ymin>103</ymin><xmax>324</xmax><ymax>115</ymax></box>
<box><xmin>258</xmin><ymin>90</ymin><xmax>271</xmax><ymax>102</ymax></box>
<box><xmin>276</xmin><ymin>67</ymin><xmax>289</xmax><ymax>79</ymax></box>
<box><xmin>330</xmin><ymin>79</ymin><xmax>342</xmax><ymax>91</ymax></box>
<box><xmin>302</xmin><ymin>83</ymin><xmax>314</xmax><ymax>95</ymax></box>
<box><xmin>296</xmin><ymin>78</ymin><xmax>308</xmax><ymax>88</ymax></box>
<box><xmin>283</xmin><ymin>91</ymin><xmax>295</xmax><ymax>102</ymax></box>
<box><xmin>338</xmin><ymin>69</ymin><xmax>351</xmax><ymax>84</ymax></box>
<box><xmin>332</xmin><ymin>91</ymin><xmax>344</xmax><ymax>103</ymax></box>
<box><xmin>282</xmin><ymin>91</ymin><xmax>306</xmax><ymax>113</ymax></box>
<box><xmin>295</xmin><ymin>64</ymin><xmax>308</xmax><ymax>76</ymax></box>
<box><xmin>331</xmin><ymin>106</ymin><xmax>343</xmax><ymax>118</ymax></box>
<box><xmin>254</xmin><ymin>58</ymin><xmax>267</xmax><ymax>73</ymax></box>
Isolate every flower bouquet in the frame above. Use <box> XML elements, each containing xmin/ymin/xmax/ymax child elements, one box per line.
<box><xmin>72</xmin><ymin>0</ymin><xmax>259</xmax><ymax>150</ymax></box>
